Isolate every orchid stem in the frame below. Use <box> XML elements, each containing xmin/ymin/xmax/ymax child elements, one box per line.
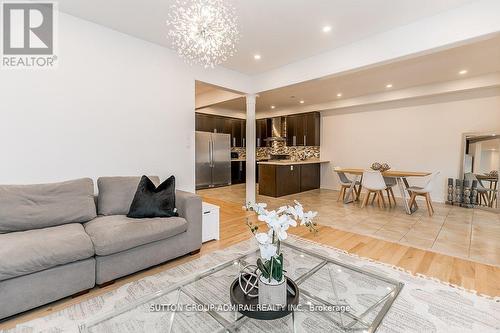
<box><xmin>269</xmin><ymin>256</ymin><xmax>273</xmax><ymax>283</ymax></box>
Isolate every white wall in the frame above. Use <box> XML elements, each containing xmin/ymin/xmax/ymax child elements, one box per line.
<box><xmin>0</xmin><ymin>13</ymin><xmax>248</xmax><ymax>191</ymax></box>
<box><xmin>320</xmin><ymin>88</ymin><xmax>500</xmax><ymax>202</ymax></box>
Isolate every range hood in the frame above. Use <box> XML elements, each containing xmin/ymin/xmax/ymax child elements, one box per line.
<box><xmin>264</xmin><ymin>117</ymin><xmax>286</xmax><ymax>142</ymax></box>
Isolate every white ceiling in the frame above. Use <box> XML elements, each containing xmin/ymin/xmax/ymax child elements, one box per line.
<box><xmin>204</xmin><ymin>35</ymin><xmax>500</xmax><ymax>112</ymax></box>
<box><xmin>59</xmin><ymin>0</ymin><xmax>474</xmax><ymax>75</ymax></box>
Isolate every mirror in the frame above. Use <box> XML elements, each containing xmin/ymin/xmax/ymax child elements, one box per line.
<box><xmin>460</xmin><ymin>133</ymin><xmax>499</xmax><ymax>211</ymax></box>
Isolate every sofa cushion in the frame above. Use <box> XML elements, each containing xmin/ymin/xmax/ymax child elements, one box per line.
<box><xmin>84</xmin><ymin>215</ymin><xmax>187</xmax><ymax>256</ymax></box>
<box><xmin>127</xmin><ymin>176</ymin><xmax>178</xmax><ymax>218</ymax></box>
<box><xmin>0</xmin><ymin>178</ymin><xmax>97</xmax><ymax>233</ymax></box>
<box><xmin>97</xmin><ymin>176</ymin><xmax>160</xmax><ymax>216</ymax></box>
<box><xmin>0</xmin><ymin>224</ymin><xmax>95</xmax><ymax>281</ymax></box>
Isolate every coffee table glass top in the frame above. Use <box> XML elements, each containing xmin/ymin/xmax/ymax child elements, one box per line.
<box><xmin>80</xmin><ymin>242</ymin><xmax>403</xmax><ymax>333</ymax></box>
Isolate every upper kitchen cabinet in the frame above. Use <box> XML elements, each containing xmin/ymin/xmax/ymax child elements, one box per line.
<box><xmin>256</xmin><ymin>118</ymin><xmax>268</xmax><ymax>147</ymax></box>
<box><xmin>195</xmin><ymin>113</ymin><xmax>216</xmax><ymax>133</ymax></box>
<box><xmin>286</xmin><ymin>114</ymin><xmax>305</xmax><ymax>146</ymax></box>
<box><xmin>230</xmin><ymin>118</ymin><xmax>242</xmax><ymax>147</ymax></box>
<box><xmin>285</xmin><ymin>112</ymin><xmax>320</xmax><ymax>146</ymax></box>
<box><xmin>304</xmin><ymin>112</ymin><xmax>320</xmax><ymax>146</ymax></box>
<box><xmin>196</xmin><ymin>113</ymin><xmax>247</xmax><ymax>147</ymax></box>
<box><xmin>240</xmin><ymin>119</ymin><xmax>246</xmax><ymax>147</ymax></box>
<box><xmin>223</xmin><ymin>118</ymin><xmax>233</xmax><ymax>134</ymax></box>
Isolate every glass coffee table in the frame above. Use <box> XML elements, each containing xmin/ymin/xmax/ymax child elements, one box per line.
<box><xmin>79</xmin><ymin>242</ymin><xmax>403</xmax><ymax>333</ymax></box>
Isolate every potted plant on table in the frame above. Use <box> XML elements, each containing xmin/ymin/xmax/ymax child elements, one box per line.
<box><xmin>245</xmin><ymin>201</ymin><xmax>318</xmax><ymax>307</ymax></box>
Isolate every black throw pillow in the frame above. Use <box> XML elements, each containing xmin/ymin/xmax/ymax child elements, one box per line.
<box><xmin>127</xmin><ymin>175</ymin><xmax>178</xmax><ymax>218</ymax></box>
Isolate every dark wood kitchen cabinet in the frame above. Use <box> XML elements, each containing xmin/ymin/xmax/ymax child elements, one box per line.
<box><xmin>256</xmin><ymin>118</ymin><xmax>268</xmax><ymax>147</ymax></box>
<box><xmin>258</xmin><ymin>162</ymin><xmax>321</xmax><ymax>197</ymax></box>
<box><xmin>285</xmin><ymin>114</ymin><xmax>302</xmax><ymax>146</ymax></box>
<box><xmin>276</xmin><ymin>164</ymin><xmax>301</xmax><ymax>196</ymax></box>
<box><xmin>196</xmin><ymin>113</ymin><xmax>230</xmax><ymax>134</ymax></box>
<box><xmin>304</xmin><ymin>112</ymin><xmax>320</xmax><ymax>146</ymax></box>
<box><xmin>285</xmin><ymin>112</ymin><xmax>320</xmax><ymax>146</ymax></box>
<box><xmin>300</xmin><ymin>163</ymin><xmax>320</xmax><ymax>191</ymax></box>
<box><xmin>230</xmin><ymin>119</ymin><xmax>241</xmax><ymax>147</ymax></box>
<box><xmin>284</xmin><ymin>117</ymin><xmax>292</xmax><ymax>145</ymax></box>
<box><xmin>241</xmin><ymin>119</ymin><xmax>246</xmax><ymax>147</ymax></box>
<box><xmin>196</xmin><ymin>113</ymin><xmax>246</xmax><ymax>147</ymax></box>
<box><xmin>195</xmin><ymin>113</ymin><xmax>216</xmax><ymax>133</ymax></box>
<box><xmin>222</xmin><ymin>118</ymin><xmax>233</xmax><ymax>134</ymax></box>
<box><xmin>259</xmin><ymin>164</ymin><xmax>300</xmax><ymax>197</ymax></box>
<box><xmin>231</xmin><ymin>160</ymin><xmax>246</xmax><ymax>184</ymax></box>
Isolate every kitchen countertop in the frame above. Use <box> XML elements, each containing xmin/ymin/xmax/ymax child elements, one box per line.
<box><xmin>231</xmin><ymin>158</ymin><xmax>270</xmax><ymax>162</ymax></box>
<box><xmin>257</xmin><ymin>159</ymin><xmax>330</xmax><ymax>166</ymax></box>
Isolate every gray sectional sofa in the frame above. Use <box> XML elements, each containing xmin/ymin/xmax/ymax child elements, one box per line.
<box><xmin>0</xmin><ymin>176</ymin><xmax>202</xmax><ymax>320</ymax></box>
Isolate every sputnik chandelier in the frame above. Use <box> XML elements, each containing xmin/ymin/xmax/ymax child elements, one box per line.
<box><xmin>167</xmin><ymin>0</ymin><xmax>240</xmax><ymax>68</ymax></box>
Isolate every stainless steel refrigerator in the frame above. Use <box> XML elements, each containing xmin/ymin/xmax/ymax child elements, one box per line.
<box><xmin>196</xmin><ymin>131</ymin><xmax>231</xmax><ymax>189</ymax></box>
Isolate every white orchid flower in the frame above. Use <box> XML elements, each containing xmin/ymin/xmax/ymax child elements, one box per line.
<box><xmin>255</xmin><ymin>232</ymin><xmax>270</xmax><ymax>245</ymax></box>
<box><xmin>259</xmin><ymin>243</ymin><xmax>277</xmax><ymax>260</ymax></box>
<box><xmin>282</xmin><ymin>214</ymin><xmax>297</xmax><ymax>228</ymax></box>
<box><xmin>300</xmin><ymin>210</ymin><xmax>318</xmax><ymax>225</ymax></box>
<box><xmin>249</xmin><ymin>202</ymin><xmax>317</xmax><ymax>256</ymax></box>
<box><xmin>276</xmin><ymin>206</ymin><xmax>287</xmax><ymax>214</ymax></box>
<box><xmin>245</xmin><ymin>202</ymin><xmax>268</xmax><ymax>215</ymax></box>
<box><xmin>254</xmin><ymin>203</ymin><xmax>268</xmax><ymax>214</ymax></box>
<box><xmin>275</xmin><ymin>226</ymin><xmax>288</xmax><ymax>241</ymax></box>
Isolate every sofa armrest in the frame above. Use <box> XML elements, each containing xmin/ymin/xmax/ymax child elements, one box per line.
<box><xmin>176</xmin><ymin>190</ymin><xmax>202</xmax><ymax>244</ymax></box>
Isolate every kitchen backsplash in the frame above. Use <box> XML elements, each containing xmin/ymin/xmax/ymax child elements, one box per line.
<box><xmin>231</xmin><ymin>147</ymin><xmax>247</xmax><ymax>158</ymax></box>
<box><xmin>231</xmin><ymin>144</ymin><xmax>320</xmax><ymax>161</ymax></box>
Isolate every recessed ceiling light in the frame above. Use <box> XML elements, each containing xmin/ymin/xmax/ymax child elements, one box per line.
<box><xmin>459</xmin><ymin>69</ymin><xmax>468</xmax><ymax>75</ymax></box>
<box><xmin>299</xmin><ymin>100</ymin><xmax>305</xmax><ymax>104</ymax></box>
<box><xmin>386</xmin><ymin>84</ymin><xmax>393</xmax><ymax>88</ymax></box>
<box><xmin>322</xmin><ymin>26</ymin><xmax>332</xmax><ymax>33</ymax></box>
<box><xmin>254</xmin><ymin>54</ymin><xmax>261</xmax><ymax>60</ymax></box>
<box><xmin>270</xmin><ymin>105</ymin><xmax>275</xmax><ymax>109</ymax></box>
<box><xmin>337</xmin><ymin>93</ymin><xmax>342</xmax><ymax>98</ymax></box>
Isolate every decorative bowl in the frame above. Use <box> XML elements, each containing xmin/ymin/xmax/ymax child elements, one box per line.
<box><xmin>380</xmin><ymin>163</ymin><xmax>391</xmax><ymax>172</ymax></box>
<box><xmin>371</xmin><ymin>162</ymin><xmax>391</xmax><ymax>172</ymax></box>
<box><xmin>371</xmin><ymin>162</ymin><xmax>382</xmax><ymax>171</ymax></box>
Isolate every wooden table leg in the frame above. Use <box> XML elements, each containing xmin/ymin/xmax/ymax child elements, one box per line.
<box><xmin>487</xmin><ymin>180</ymin><xmax>497</xmax><ymax>208</ymax></box>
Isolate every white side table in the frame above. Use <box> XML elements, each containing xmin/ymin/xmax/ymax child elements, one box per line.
<box><xmin>202</xmin><ymin>202</ymin><xmax>220</xmax><ymax>243</ymax></box>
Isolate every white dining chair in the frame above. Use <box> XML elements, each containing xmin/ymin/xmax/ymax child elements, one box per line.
<box><xmin>334</xmin><ymin>168</ymin><xmax>361</xmax><ymax>201</ymax></box>
<box><xmin>407</xmin><ymin>172</ymin><xmax>440</xmax><ymax>216</ymax></box>
<box><xmin>383</xmin><ymin>176</ymin><xmax>397</xmax><ymax>207</ymax></box>
<box><xmin>361</xmin><ymin>170</ymin><xmax>387</xmax><ymax>208</ymax></box>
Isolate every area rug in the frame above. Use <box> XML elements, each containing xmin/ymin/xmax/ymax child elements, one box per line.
<box><xmin>2</xmin><ymin>236</ymin><xmax>499</xmax><ymax>333</ymax></box>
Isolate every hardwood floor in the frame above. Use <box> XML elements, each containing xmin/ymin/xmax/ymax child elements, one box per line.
<box><xmin>200</xmin><ymin>196</ymin><xmax>500</xmax><ymax>298</ymax></box>
<box><xmin>198</xmin><ymin>184</ymin><xmax>500</xmax><ymax>267</ymax></box>
<box><xmin>1</xmin><ymin>195</ymin><xmax>499</xmax><ymax>330</ymax></box>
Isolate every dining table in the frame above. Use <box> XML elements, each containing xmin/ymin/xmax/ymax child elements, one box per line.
<box><xmin>335</xmin><ymin>168</ymin><xmax>432</xmax><ymax>215</ymax></box>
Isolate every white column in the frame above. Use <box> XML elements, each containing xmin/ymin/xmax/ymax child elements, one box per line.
<box><xmin>245</xmin><ymin>94</ymin><xmax>257</xmax><ymax>205</ymax></box>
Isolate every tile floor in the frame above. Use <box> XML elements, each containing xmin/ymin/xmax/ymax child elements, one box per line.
<box><xmin>197</xmin><ymin>184</ymin><xmax>500</xmax><ymax>267</ymax></box>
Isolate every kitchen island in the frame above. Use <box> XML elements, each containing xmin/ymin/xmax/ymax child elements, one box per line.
<box><xmin>258</xmin><ymin>159</ymin><xmax>329</xmax><ymax>197</ymax></box>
